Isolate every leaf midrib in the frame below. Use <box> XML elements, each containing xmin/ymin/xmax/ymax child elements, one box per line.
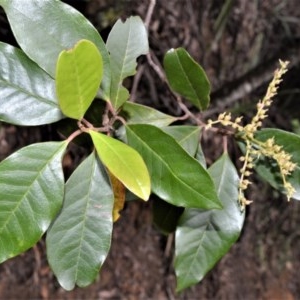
<box><xmin>93</xmin><ymin>133</ymin><xmax>147</xmax><ymax>198</ymax></box>
<box><xmin>178</xmin><ymin>161</ymin><xmax>228</xmax><ymax>286</ymax></box>
<box><xmin>0</xmin><ymin>143</ymin><xmax>65</xmax><ymax>235</ymax></box>
<box><xmin>174</xmin><ymin>52</ymin><xmax>201</xmax><ymax>109</ymax></box>
<box><xmin>127</xmin><ymin>127</ymin><xmax>215</xmax><ymax>204</ymax></box>
<box><xmin>0</xmin><ymin>78</ymin><xmax>58</xmax><ymax>108</ymax></box>
<box><xmin>73</xmin><ymin>155</ymin><xmax>96</xmax><ymax>282</ymax></box>
<box><xmin>112</xmin><ymin>20</ymin><xmax>132</xmax><ymax>108</ymax></box>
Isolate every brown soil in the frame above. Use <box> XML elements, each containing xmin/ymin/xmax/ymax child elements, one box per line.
<box><xmin>1</xmin><ymin>0</ymin><xmax>300</xmax><ymax>299</ymax></box>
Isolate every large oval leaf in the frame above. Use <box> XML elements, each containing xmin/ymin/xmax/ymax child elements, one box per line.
<box><xmin>255</xmin><ymin>128</ymin><xmax>300</xmax><ymax>200</ymax></box>
<box><xmin>56</xmin><ymin>39</ymin><xmax>103</xmax><ymax>120</ymax></box>
<box><xmin>89</xmin><ymin>130</ymin><xmax>150</xmax><ymax>201</ymax></box>
<box><xmin>0</xmin><ymin>0</ymin><xmax>111</xmax><ymax>99</ymax></box>
<box><xmin>0</xmin><ymin>42</ymin><xmax>63</xmax><ymax>125</ymax></box>
<box><xmin>175</xmin><ymin>153</ymin><xmax>245</xmax><ymax>291</ymax></box>
<box><xmin>0</xmin><ymin>141</ymin><xmax>67</xmax><ymax>263</ymax></box>
<box><xmin>126</xmin><ymin>124</ymin><xmax>222</xmax><ymax>209</ymax></box>
<box><xmin>47</xmin><ymin>152</ymin><xmax>114</xmax><ymax>290</ymax></box>
<box><xmin>164</xmin><ymin>48</ymin><xmax>210</xmax><ymax>111</ymax></box>
<box><xmin>106</xmin><ymin>16</ymin><xmax>148</xmax><ymax>109</ymax></box>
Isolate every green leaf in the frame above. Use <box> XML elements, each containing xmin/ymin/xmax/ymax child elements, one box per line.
<box><xmin>164</xmin><ymin>48</ymin><xmax>210</xmax><ymax>111</ymax></box>
<box><xmin>56</xmin><ymin>39</ymin><xmax>103</xmax><ymax>120</ymax></box>
<box><xmin>126</xmin><ymin>124</ymin><xmax>222</xmax><ymax>209</ymax></box>
<box><xmin>195</xmin><ymin>144</ymin><xmax>207</xmax><ymax>168</ymax></box>
<box><xmin>152</xmin><ymin>198</ymin><xmax>184</xmax><ymax>235</ymax></box>
<box><xmin>0</xmin><ymin>141</ymin><xmax>67</xmax><ymax>263</ymax></box>
<box><xmin>162</xmin><ymin>126</ymin><xmax>201</xmax><ymax>157</ymax></box>
<box><xmin>255</xmin><ymin>128</ymin><xmax>300</xmax><ymax>200</ymax></box>
<box><xmin>106</xmin><ymin>16</ymin><xmax>148</xmax><ymax>109</ymax></box>
<box><xmin>0</xmin><ymin>42</ymin><xmax>63</xmax><ymax>125</ymax></box>
<box><xmin>0</xmin><ymin>0</ymin><xmax>111</xmax><ymax>99</ymax></box>
<box><xmin>116</xmin><ymin>102</ymin><xmax>177</xmax><ymax>143</ymax></box>
<box><xmin>89</xmin><ymin>130</ymin><xmax>150</xmax><ymax>201</ymax></box>
<box><xmin>175</xmin><ymin>153</ymin><xmax>245</xmax><ymax>291</ymax></box>
<box><xmin>122</xmin><ymin>102</ymin><xmax>176</xmax><ymax>127</ymax></box>
<box><xmin>46</xmin><ymin>152</ymin><xmax>114</xmax><ymax>291</ymax></box>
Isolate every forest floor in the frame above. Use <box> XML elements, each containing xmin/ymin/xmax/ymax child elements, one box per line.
<box><xmin>1</xmin><ymin>0</ymin><xmax>300</xmax><ymax>299</ymax></box>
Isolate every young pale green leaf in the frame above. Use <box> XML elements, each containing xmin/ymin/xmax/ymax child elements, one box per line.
<box><xmin>89</xmin><ymin>130</ymin><xmax>150</xmax><ymax>201</ymax></box>
<box><xmin>47</xmin><ymin>153</ymin><xmax>114</xmax><ymax>291</ymax></box>
<box><xmin>106</xmin><ymin>16</ymin><xmax>148</xmax><ymax>109</ymax></box>
<box><xmin>0</xmin><ymin>141</ymin><xmax>67</xmax><ymax>263</ymax></box>
<box><xmin>56</xmin><ymin>39</ymin><xmax>103</xmax><ymax>120</ymax></box>
<box><xmin>164</xmin><ymin>48</ymin><xmax>210</xmax><ymax>111</ymax></box>
<box><xmin>122</xmin><ymin>102</ymin><xmax>177</xmax><ymax>127</ymax></box>
<box><xmin>0</xmin><ymin>0</ymin><xmax>111</xmax><ymax>99</ymax></box>
<box><xmin>126</xmin><ymin>124</ymin><xmax>222</xmax><ymax>209</ymax></box>
<box><xmin>162</xmin><ymin>126</ymin><xmax>201</xmax><ymax>157</ymax></box>
<box><xmin>255</xmin><ymin>128</ymin><xmax>300</xmax><ymax>200</ymax></box>
<box><xmin>175</xmin><ymin>153</ymin><xmax>245</xmax><ymax>291</ymax></box>
<box><xmin>0</xmin><ymin>42</ymin><xmax>63</xmax><ymax>125</ymax></box>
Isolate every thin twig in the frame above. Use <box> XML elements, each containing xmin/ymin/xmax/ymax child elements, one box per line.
<box><xmin>176</xmin><ymin>96</ymin><xmax>204</xmax><ymax>126</ymax></box>
<box><xmin>66</xmin><ymin>129</ymin><xmax>82</xmax><ymax>143</ymax></box>
<box><xmin>130</xmin><ymin>0</ymin><xmax>157</xmax><ymax>101</ymax></box>
<box><xmin>81</xmin><ymin>118</ymin><xmax>93</xmax><ymax>128</ymax></box>
<box><xmin>102</xmin><ymin>101</ymin><xmax>116</xmax><ymax>128</ymax></box>
<box><xmin>223</xmin><ymin>136</ymin><xmax>228</xmax><ymax>153</ymax></box>
<box><xmin>112</xmin><ymin>115</ymin><xmax>127</xmax><ymax>126</ymax></box>
<box><xmin>146</xmin><ymin>51</ymin><xmax>166</xmax><ymax>82</ymax></box>
<box><xmin>164</xmin><ymin>233</ymin><xmax>174</xmax><ymax>258</ymax></box>
<box><xmin>130</xmin><ymin>64</ymin><xmax>145</xmax><ymax>102</ymax></box>
<box><xmin>144</xmin><ymin>0</ymin><xmax>156</xmax><ymax>30</ymax></box>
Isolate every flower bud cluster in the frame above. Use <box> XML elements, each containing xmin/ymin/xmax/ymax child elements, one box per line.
<box><xmin>205</xmin><ymin>60</ymin><xmax>296</xmax><ymax>209</ymax></box>
<box><xmin>260</xmin><ymin>138</ymin><xmax>296</xmax><ymax>200</ymax></box>
<box><xmin>206</xmin><ymin>112</ymin><xmax>244</xmax><ymax>131</ymax></box>
<box><xmin>238</xmin><ymin>141</ymin><xmax>255</xmax><ymax>207</ymax></box>
<box><xmin>244</xmin><ymin>60</ymin><xmax>289</xmax><ymax>139</ymax></box>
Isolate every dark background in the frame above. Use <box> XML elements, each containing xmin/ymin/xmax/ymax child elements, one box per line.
<box><xmin>1</xmin><ymin>0</ymin><xmax>300</xmax><ymax>299</ymax></box>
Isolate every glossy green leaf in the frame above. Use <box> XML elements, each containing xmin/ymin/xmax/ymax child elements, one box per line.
<box><xmin>122</xmin><ymin>102</ymin><xmax>176</xmax><ymax>126</ymax></box>
<box><xmin>195</xmin><ymin>144</ymin><xmax>207</xmax><ymax>168</ymax></box>
<box><xmin>106</xmin><ymin>16</ymin><xmax>148</xmax><ymax>109</ymax></box>
<box><xmin>162</xmin><ymin>126</ymin><xmax>201</xmax><ymax>157</ymax></box>
<box><xmin>47</xmin><ymin>152</ymin><xmax>114</xmax><ymax>290</ymax></box>
<box><xmin>175</xmin><ymin>153</ymin><xmax>245</xmax><ymax>291</ymax></box>
<box><xmin>89</xmin><ymin>130</ymin><xmax>150</xmax><ymax>201</ymax></box>
<box><xmin>0</xmin><ymin>42</ymin><xmax>63</xmax><ymax>125</ymax></box>
<box><xmin>152</xmin><ymin>198</ymin><xmax>184</xmax><ymax>235</ymax></box>
<box><xmin>255</xmin><ymin>128</ymin><xmax>300</xmax><ymax>200</ymax></box>
<box><xmin>0</xmin><ymin>141</ymin><xmax>67</xmax><ymax>263</ymax></box>
<box><xmin>56</xmin><ymin>39</ymin><xmax>103</xmax><ymax>120</ymax></box>
<box><xmin>0</xmin><ymin>0</ymin><xmax>111</xmax><ymax>99</ymax></box>
<box><xmin>164</xmin><ymin>48</ymin><xmax>210</xmax><ymax>111</ymax></box>
<box><xmin>126</xmin><ymin>124</ymin><xmax>222</xmax><ymax>209</ymax></box>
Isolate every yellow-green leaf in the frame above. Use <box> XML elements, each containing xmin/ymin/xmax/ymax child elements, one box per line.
<box><xmin>89</xmin><ymin>131</ymin><xmax>150</xmax><ymax>201</ymax></box>
<box><xmin>56</xmin><ymin>39</ymin><xmax>103</xmax><ymax>120</ymax></box>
